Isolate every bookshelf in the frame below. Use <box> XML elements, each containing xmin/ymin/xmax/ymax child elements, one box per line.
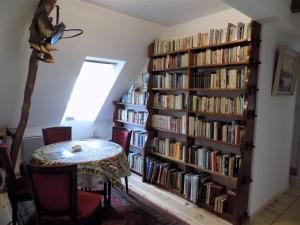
<box><xmin>143</xmin><ymin>21</ymin><xmax>261</xmax><ymax>225</ymax></box>
<box><xmin>113</xmin><ymin>88</ymin><xmax>149</xmax><ymax>177</ymax></box>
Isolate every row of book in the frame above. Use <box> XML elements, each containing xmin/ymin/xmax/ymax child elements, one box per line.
<box><xmin>152</xmin><ymin>54</ymin><xmax>189</xmax><ymax>70</ymax></box>
<box><xmin>130</xmin><ymin>130</ymin><xmax>148</xmax><ymax>148</ymax></box>
<box><xmin>151</xmin><ymin>114</ymin><xmax>187</xmax><ymax>134</ymax></box>
<box><xmin>189</xmin><ymin>95</ymin><xmax>245</xmax><ymax>115</ymax></box>
<box><xmin>153</xmin><ymin>22</ymin><xmax>251</xmax><ymax>54</ymax></box>
<box><xmin>145</xmin><ymin>158</ymin><xmax>184</xmax><ymax>190</ymax></box>
<box><xmin>190</xmin><ymin>68</ymin><xmax>246</xmax><ymax>89</ymax></box>
<box><xmin>121</xmin><ymin>90</ymin><xmax>149</xmax><ymax>106</ymax></box>
<box><xmin>117</xmin><ymin>109</ymin><xmax>148</xmax><ymax>125</ymax></box>
<box><xmin>152</xmin><ymin>73</ymin><xmax>188</xmax><ymax>89</ymax></box>
<box><xmin>128</xmin><ymin>152</ymin><xmax>143</xmax><ymax>174</ymax></box>
<box><xmin>188</xmin><ymin>145</ymin><xmax>241</xmax><ymax>177</ymax></box>
<box><xmin>192</xmin><ymin>46</ymin><xmax>249</xmax><ymax>66</ymax></box>
<box><xmin>145</xmin><ymin>158</ymin><xmax>237</xmax><ymax>214</ymax></box>
<box><xmin>188</xmin><ymin>117</ymin><xmax>245</xmax><ymax>145</ymax></box>
<box><xmin>153</xmin><ymin>93</ymin><xmax>188</xmax><ymax>110</ymax></box>
<box><xmin>151</xmin><ymin>137</ymin><xmax>185</xmax><ymax>161</ymax></box>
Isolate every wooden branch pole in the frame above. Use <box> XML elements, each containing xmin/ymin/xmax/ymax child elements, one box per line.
<box><xmin>10</xmin><ymin>50</ymin><xmax>39</xmax><ymax>168</ymax></box>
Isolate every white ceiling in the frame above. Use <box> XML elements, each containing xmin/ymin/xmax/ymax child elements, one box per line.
<box><xmin>81</xmin><ymin>0</ymin><xmax>231</xmax><ymax>26</ymax></box>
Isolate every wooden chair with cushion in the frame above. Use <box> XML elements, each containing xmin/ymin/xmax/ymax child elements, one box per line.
<box><xmin>0</xmin><ymin>141</ymin><xmax>32</xmax><ymax>225</ymax></box>
<box><xmin>24</xmin><ymin>163</ymin><xmax>102</xmax><ymax>225</ymax></box>
<box><xmin>42</xmin><ymin>126</ymin><xmax>72</xmax><ymax>145</ymax></box>
<box><xmin>111</xmin><ymin>126</ymin><xmax>132</xmax><ymax>194</ymax></box>
<box><xmin>89</xmin><ymin>126</ymin><xmax>132</xmax><ymax>207</ymax></box>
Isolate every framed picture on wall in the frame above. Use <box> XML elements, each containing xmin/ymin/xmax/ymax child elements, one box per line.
<box><xmin>142</xmin><ymin>72</ymin><xmax>150</xmax><ymax>89</ymax></box>
<box><xmin>272</xmin><ymin>47</ymin><xmax>300</xmax><ymax>95</ymax></box>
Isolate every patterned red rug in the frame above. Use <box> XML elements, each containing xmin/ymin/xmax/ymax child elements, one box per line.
<box><xmin>17</xmin><ymin>188</ymin><xmax>188</xmax><ymax>225</ymax></box>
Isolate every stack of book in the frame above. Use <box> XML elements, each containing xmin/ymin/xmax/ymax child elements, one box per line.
<box><xmin>189</xmin><ymin>95</ymin><xmax>245</xmax><ymax>115</ymax></box>
<box><xmin>128</xmin><ymin>152</ymin><xmax>143</xmax><ymax>174</ymax></box>
<box><xmin>188</xmin><ymin>118</ymin><xmax>245</xmax><ymax>145</ymax></box>
<box><xmin>152</xmin><ymin>73</ymin><xmax>188</xmax><ymax>89</ymax></box>
<box><xmin>188</xmin><ymin>145</ymin><xmax>242</xmax><ymax>177</ymax></box>
<box><xmin>146</xmin><ymin>158</ymin><xmax>184</xmax><ymax>192</ymax></box>
<box><xmin>152</xmin><ymin>114</ymin><xmax>187</xmax><ymax>134</ymax></box>
<box><xmin>153</xmin><ymin>93</ymin><xmax>188</xmax><ymax>110</ymax></box>
<box><xmin>151</xmin><ymin>137</ymin><xmax>186</xmax><ymax>161</ymax></box>
<box><xmin>121</xmin><ymin>90</ymin><xmax>149</xmax><ymax>105</ymax></box>
<box><xmin>190</xmin><ymin>68</ymin><xmax>246</xmax><ymax>89</ymax></box>
<box><xmin>153</xmin><ymin>53</ymin><xmax>189</xmax><ymax>70</ymax></box>
<box><xmin>131</xmin><ymin>131</ymin><xmax>148</xmax><ymax>148</ymax></box>
<box><xmin>153</xmin><ymin>22</ymin><xmax>251</xmax><ymax>54</ymax></box>
<box><xmin>117</xmin><ymin>109</ymin><xmax>148</xmax><ymax>125</ymax></box>
<box><xmin>192</xmin><ymin>46</ymin><xmax>248</xmax><ymax>66</ymax></box>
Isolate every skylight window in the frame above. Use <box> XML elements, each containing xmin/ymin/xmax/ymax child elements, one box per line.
<box><xmin>62</xmin><ymin>57</ymin><xmax>125</xmax><ymax>122</ymax></box>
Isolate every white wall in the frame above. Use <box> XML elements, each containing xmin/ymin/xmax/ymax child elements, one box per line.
<box><xmin>159</xmin><ymin>8</ymin><xmax>299</xmax><ymax>216</ymax></box>
<box><xmin>0</xmin><ymin>0</ymin><xmax>164</xmax><ymax>139</ymax></box>
<box><xmin>250</xmin><ymin>25</ymin><xmax>299</xmax><ymax>214</ymax></box>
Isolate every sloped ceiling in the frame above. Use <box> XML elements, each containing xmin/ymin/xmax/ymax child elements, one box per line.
<box><xmin>0</xmin><ymin>0</ymin><xmax>164</xmax><ymax>128</ymax></box>
<box><xmin>82</xmin><ymin>0</ymin><xmax>230</xmax><ymax>26</ymax></box>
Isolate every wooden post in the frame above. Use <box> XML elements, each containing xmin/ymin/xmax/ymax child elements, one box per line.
<box><xmin>10</xmin><ymin>50</ymin><xmax>39</xmax><ymax>168</ymax></box>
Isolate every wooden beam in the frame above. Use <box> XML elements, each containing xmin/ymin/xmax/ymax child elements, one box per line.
<box><xmin>10</xmin><ymin>50</ymin><xmax>39</xmax><ymax>168</ymax></box>
<box><xmin>291</xmin><ymin>0</ymin><xmax>300</xmax><ymax>13</ymax></box>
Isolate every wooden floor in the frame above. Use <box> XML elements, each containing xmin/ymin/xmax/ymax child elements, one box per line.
<box><xmin>128</xmin><ymin>174</ymin><xmax>300</xmax><ymax>225</ymax></box>
<box><xmin>1</xmin><ymin>175</ymin><xmax>299</xmax><ymax>225</ymax></box>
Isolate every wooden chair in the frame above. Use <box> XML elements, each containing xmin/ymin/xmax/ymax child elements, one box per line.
<box><xmin>24</xmin><ymin>163</ymin><xmax>102</xmax><ymax>225</ymax></box>
<box><xmin>42</xmin><ymin>126</ymin><xmax>72</xmax><ymax>145</ymax></box>
<box><xmin>89</xmin><ymin>126</ymin><xmax>132</xmax><ymax>207</ymax></box>
<box><xmin>111</xmin><ymin>126</ymin><xmax>132</xmax><ymax>194</ymax></box>
<box><xmin>0</xmin><ymin>142</ymin><xmax>32</xmax><ymax>225</ymax></box>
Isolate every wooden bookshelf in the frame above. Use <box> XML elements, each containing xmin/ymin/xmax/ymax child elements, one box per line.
<box><xmin>113</xmin><ymin>91</ymin><xmax>149</xmax><ymax>177</ymax></box>
<box><xmin>143</xmin><ymin>21</ymin><xmax>261</xmax><ymax>225</ymax></box>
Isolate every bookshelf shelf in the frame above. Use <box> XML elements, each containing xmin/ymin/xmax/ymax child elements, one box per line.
<box><xmin>113</xmin><ymin>101</ymin><xmax>147</xmax><ymax>108</ymax></box>
<box><xmin>152</xmin><ymin>107</ymin><xmax>188</xmax><ymax>112</ymax></box>
<box><xmin>152</xmin><ymin>49</ymin><xmax>189</xmax><ymax>58</ymax></box>
<box><xmin>152</xmin><ymin>67</ymin><xmax>189</xmax><ymax>72</ymax></box>
<box><xmin>150</xmin><ymin>151</ymin><xmax>186</xmax><ymax>165</ymax></box>
<box><xmin>144</xmin><ymin>21</ymin><xmax>261</xmax><ymax>225</ymax></box>
<box><xmin>113</xmin><ymin>89</ymin><xmax>149</xmax><ymax>178</ymax></box>
<box><xmin>151</xmin><ymin>88</ymin><xmax>189</xmax><ymax>92</ymax></box>
<box><xmin>188</xmin><ymin>111</ymin><xmax>244</xmax><ymax>120</ymax></box>
<box><xmin>151</xmin><ymin>127</ymin><xmax>186</xmax><ymax>136</ymax></box>
<box><xmin>189</xmin><ymin>61</ymin><xmax>249</xmax><ymax>69</ymax></box>
<box><xmin>187</xmin><ymin>135</ymin><xmax>241</xmax><ymax>148</ymax></box>
<box><xmin>188</xmin><ymin>88</ymin><xmax>244</xmax><ymax>93</ymax></box>
<box><xmin>151</xmin><ymin>151</ymin><xmax>238</xmax><ymax>184</ymax></box>
<box><xmin>116</xmin><ymin>120</ymin><xmax>146</xmax><ymax>128</ymax></box>
<box><xmin>185</xmin><ymin>162</ymin><xmax>238</xmax><ymax>184</ymax></box>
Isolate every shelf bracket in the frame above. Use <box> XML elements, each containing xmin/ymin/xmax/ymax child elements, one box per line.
<box><xmin>246</xmin><ymin>110</ymin><xmax>257</xmax><ymax>120</ymax></box>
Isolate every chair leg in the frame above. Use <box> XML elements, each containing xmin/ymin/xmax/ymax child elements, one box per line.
<box><xmin>12</xmin><ymin>202</ymin><xmax>17</xmax><ymax>225</ymax></box>
<box><xmin>107</xmin><ymin>180</ymin><xmax>111</xmax><ymax>207</ymax></box>
<box><xmin>103</xmin><ymin>182</ymin><xmax>107</xmax><ymax>206</ymax></box>
<box><xmin>125</xmin><ymin>176</ymin><xmax>129</xmax><ymax>194</ymax></box>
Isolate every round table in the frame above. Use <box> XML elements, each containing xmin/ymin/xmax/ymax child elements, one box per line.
<box><xmin>31</xmin><ymin>139</ymin><xmax>131</xmax><ymax>189</ymax></box>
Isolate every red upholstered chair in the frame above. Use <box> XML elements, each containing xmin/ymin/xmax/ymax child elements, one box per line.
<box><xmin>24</xmin><ymin>164</ymin><xmax>101</xmax><ymax>225</ymax></box>
<box><xmin>42</xmin><ymin>127</ymin><xmax>72</xmax><ymax>145</ymax></box>
<box><xmin>89</xmin><ymin>126</ymin><xmax>132</xmax><ymax>207</ymax></box>
<box><xmin>111</xmin><ymin>126</ymin><xmax>132</xmax><ymax>193</ymax></box>
<box><xmin>0</xmin><ymin>141</ymin><xmax>32</xmax><ymax>225</ymax></box>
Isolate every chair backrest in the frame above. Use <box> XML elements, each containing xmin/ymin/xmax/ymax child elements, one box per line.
<box><xmin>42</xmin><ymin>127</ymin><xmax>72</xmax><ymax>145</ymax></box>
<box><xmin>0</xmin><ymin>142</ymin><xmax>17</xmax><ymax>200</ymax></box>
<box><xmin>112</xmin><ymin>127</ymin><xmax>132</xmax><ymax>155</ymax></box>
<box><xmin>24</xmin><ymin>164</ymin><xmax>78</xmax><ymax>224</ymax></box>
